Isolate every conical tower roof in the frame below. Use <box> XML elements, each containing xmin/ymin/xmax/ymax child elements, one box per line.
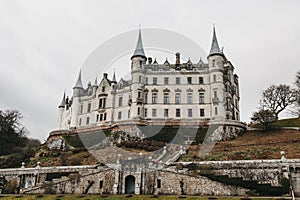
<box><xmin>112</xmin><ymin>71</ymin><xmax>117</xmax><ymax>83</ymax></box>
<box><xmin>93</xmin><ymin>77</ymin><xmax>98</xmax><ymax>87</ymax></box>
<box><xmin>131</xmin><ymin>28</ymin><xmax>146</xmax><ymax>59</ymax></box>
<box><xmin>208</xmin><ymin>26</ymin><xmax>223</xmax><ymax>57</ymax></box>
<box><xmin>58</xmin><ymin>92</ymin><xmax>66</xmax><ymax>108</ymax></box>
<box><xmin>73</xmin><ymin>70</ymin><xmax>83</xmax><ymax>89</ymax></box>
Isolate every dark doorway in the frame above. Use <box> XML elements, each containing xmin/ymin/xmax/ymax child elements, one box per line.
<box><xmin>125</xmin><ymin>175</ymin><xmax>135</xmax><ymax>194</ymax></box>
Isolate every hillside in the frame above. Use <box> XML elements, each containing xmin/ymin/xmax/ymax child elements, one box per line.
<box><xmin>23</xmin><ymin>128</ymin><xmax>299</xmax><ymax>168</ymax></box>
<box><xmin>180</xmin><ymin>129</ymin><xmax>300</xmax><ymax>161</ymax></box>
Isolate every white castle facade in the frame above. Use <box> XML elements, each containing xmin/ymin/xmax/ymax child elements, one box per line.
<box><xmin>57</xmin><ymin>27</ymin><xmax>242</xmax><ymax>132</ymax></box>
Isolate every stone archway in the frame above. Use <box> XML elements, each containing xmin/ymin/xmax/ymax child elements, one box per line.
<box><xmin>125</xmin><ymin>175</ymin><xmax>135</xmax><ymax>194</ymax></box>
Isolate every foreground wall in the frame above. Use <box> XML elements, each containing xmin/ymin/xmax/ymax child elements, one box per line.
<box><xmin>0</xmin><ymin>159</ymin><xmax>299</xmax><ymax>196</ymax></box>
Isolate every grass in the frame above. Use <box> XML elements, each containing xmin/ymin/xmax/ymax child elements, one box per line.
<box><xmin>273</xmin><ymin>117</ymin><xmax>300</xmax><ymax>127</ymax></box>
<box><xmin>180</xmin><ymin>129</ymin><xmax>300</xmax><ymax>161</ymax></box>
<box><xmin>0</xmin><ymin>195</ymin><xmax>280</xmax><ymax>200</ymax></box>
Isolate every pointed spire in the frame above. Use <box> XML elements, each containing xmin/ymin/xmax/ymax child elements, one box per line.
<box><xmin>208</xmin><ymin>26</ymin><xmax>223</xmax><ymax>57</ymax></box>
<box><xmin>73</xmin><ymin>70</ymin><xmax>83</xmax><ymax>89</ymax></box>
<box><xmin>131</xmin><ymin>27</ymin><xmax>146</xmax><ymax>60</ymax></box>
<box><xmin>58</xmin><ymin>92</ymin><xmax>66</xmax><ymax>108</ymax></box>
<box><xmin>112</xmin><ymin>70</ymin><xmax>117</xmax><ymax>83</ymax></box>
<box><xmin>93</xmin><ymin>77</ymin><xmax>98</xmax><ymax>87</ymax></box>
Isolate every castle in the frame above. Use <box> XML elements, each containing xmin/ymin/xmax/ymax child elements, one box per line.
<box><xmin>1</xmin><ymin>27</ymin><xmax>299</xmax><ymax>197</ymax></box>
<box><xmin>57</xmin><ymin>27</ymin><xmax>243</xmax><ymax>136</ymax></box>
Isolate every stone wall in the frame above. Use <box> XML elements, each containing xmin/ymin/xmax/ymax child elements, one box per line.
<box><xmin>154</xmin><ymin>170</ymin><xmax>248</xmax><ymax>196</ymax></box>
<box><xmin>1</xmin><ymin>159</ymin><xmax>299</xmax><ymax>196</ymax></box>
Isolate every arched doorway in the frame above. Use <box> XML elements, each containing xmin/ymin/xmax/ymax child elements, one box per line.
<box><xmin>125</xmin><ymin>175</ymin><xmax>135</xmax><ymax>194</ymax></box>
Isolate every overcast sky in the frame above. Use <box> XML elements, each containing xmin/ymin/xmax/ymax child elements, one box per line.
<box><xmin>0</xmin><ymin>0</ymin><xmax>299</xmax><ymax>141</ymax></box>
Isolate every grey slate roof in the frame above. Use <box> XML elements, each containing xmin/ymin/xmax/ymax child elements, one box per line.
<box><xmin>93</xmin><ymin>77</ymin><xmax>98</xmax><ymax>87</ymax></box>
<box><xmin>58</xmin><ymin>92</ymin><xmax>66</xmax><ymax>108</ymax></box>
<box><xmin>131</xmin><ymin>28</ymin><xmax>146</xmax><ymax>59</ymax></box>
<box><xmin>112</xmin><ymin>71</ymin><xmax>117</xmax><ymax>83</ymax></box>
<box><xmin>208</xmin><ymin>27</ymin><xmax>223</xmax><ymax>57</ymax></box>
<box><xmin>73</xmin><ymin>70</ymin><xmax>83</xmax><ymax>89</ymax></box>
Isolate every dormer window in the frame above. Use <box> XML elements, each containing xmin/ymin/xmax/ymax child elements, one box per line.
<box><xmin>163</xmin><ymin>60</ymin><xmax>170</xmax><ymax>70</ymax></box>
<box><xmin>102</xmin><ymin>86</ymin><xmax>105</xmax><ymax>92</ymax></box>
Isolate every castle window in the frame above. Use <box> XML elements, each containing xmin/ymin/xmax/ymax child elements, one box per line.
<box><xmin>99</xmin><ymin>180</ymin><xmax>103</xmax><ymax>189</ymax></box>
<box><xmin>118</xmin><ymin>96</ymin><xmax>123</xmax><ymax>107</ymax></box>
<box><xmin>212</xmin><ymin>60</ymin><xmax>215</xmax><ymax>67</ymax></box>
<box><xmin>176</xmin><ymin>77</ymin><xmax>180</xmax><ymax>84</ymax></box>
<box><xmin>144</xmin><ymin>92</ymin><xmax>148</xmax><ymax>104</ymax></box>
<box><xmin>176</xmin><ymin>109</ymin><xmax>181</xmax><ymax>117</ymax></box>
<box><xmin>140</xmin><ymin>60</ymin><xmax>143</xmax><ymax>67</ymax></box>
<box><xmin>188</xmin><ymin>109</ymin><xmax>193</xmax><ymax>117</ymax></box>
<box><xmin>163</xmin><ymin>93</ymin><xmax>169</xmax><ymax>104</ymax></box>
<box><xmin>137</xmin><ymin>107</ymin><xmax>140</xmax><ymax>115</ymax></box>
<box><xmin>102</xmin><ymin>86</ymin><xmax>105</xmax><ymax>92</ymax></box>
<box><xmin>214</xmin><ymin>91</ymin><xmax>218</xmax><ymax>98</ymax></box>
<box><xmin>200</xmin><ymin>109</ymin><xmax>205</xmax><ymax>117</ymax></box>
<box><xmin>118</xmin><ymin>111</ymin><xmax>122</xmax><ymax>120</ymax></box>
<box><xmin>79</xmin><ymin>118</ymin><xmax>82</xmax><ymax>126</ymax></box>
<box><xmin>99</xmin><ymin>98</ymin><xmax>106</xmax><ymax>108</ymax></box>
<box><xmin>187</xmin><ymin>77</ymin><xmax>192</xmax><ymax>84</ymax></box>
<box><xmin>138</xmin><ymin>91</ymin><xmax>141</xmax><ymax>99</ymax></box>
<box><xmin>187</xmin><ymin>93</ymin><xmax>193</xmax><ymax>104</ymax></box>
<box><xmin>128</xmin><ymin>110</ymin><xmax>130</xmax><ymax>118</ymax></box>
<box><xmin>139</xmin><ymin>76</ymin><xmax>142</xmax><ymax>83</ymax></box>
<box><xmin>175</xmin><ymin>93</ymin><xmax>181</xmax><ymax>104</ymax></box>
<box><xmin>100</xmin><ymin>114</ymin><xmax>103</xmax><ymax>121</ymax></box>
<box><xmin>87</xmin><ymin>103</ymin><xmax>91</xmax><ymax>112</ymax></box>
<box><xmin>152</xmin><ymin>109</ymin><xmax>157</xmax><ymax>117</ymax></box>
<box><xmin>152</xmin><ymin>93</ymin><xmax>157</xmax><ymax>104</ymax></box>
<box><xmin>157</xmin><ymin>179</ymin><xmax>161</xmax><ymax>189</ymax></box>
<box><xmin>144</xmin><ymin>108</ymin><xmax>148</xmax><ymax>118</ymax></box>
<box><xmin>199</xmin><ymin>77</ymin><xmax>204</xmax><ymax>84</ymax></box>
<box><xmin>80</xmin><ymin>105</ymin><xmax>83</xmax><ymax>114</ymax></box>
<box><xmin>164</xmin><ymin>77</ymin><xmax>169</xmax><ymax>85</ymax></box>
<box><xmin>164</xmin><ymin>109</ymin><xmax>169</xmax><ymax>118</ymax></box>
<box><xmin>145</xmin><ymin>77</ymin><xmax>148</xmax><ymax>84</ymax></box>
<box><xmin>215</xmin><ymin>107</ymin><xmax>218</xmax><ymax>115</ymax></box>
<box><xmin>86</xmin><ymin>117</ymin><xmax>90</xmax><ymax>125</ymax></box>
<box><xmin>153</xmin><ymin>77</ymin><xmax>157</xmax><ymax>85</ymax></box>
<box><xmin>96</xmin><ymin>114</ymin><xmax>99</xmax><ymax>122</ymax></box>
<box><xmin>213</xmin><ymin>74</ymin><xmax>217</xmax><ymax>82</ymax></box>
<box><xmin>199</xmin><ymin>93</ymin><xmax>204</xmax><ymax>104</ymax></box>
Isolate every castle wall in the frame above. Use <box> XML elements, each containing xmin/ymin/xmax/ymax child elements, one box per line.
<box><xmin>1</xmin><ymin>159</ymin><xmax>299</xmax><ymax>196</ymax></box>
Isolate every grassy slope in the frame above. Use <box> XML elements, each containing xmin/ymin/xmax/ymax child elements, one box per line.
<box><xmin>27</xmin><ymin>118</ymin><xmax>300</xmax><ymax>167</ymax></box>
<box><xmin>181</xmin><ymin>129</ymin><xmax>300</xmax><ymax>161</ymax></box>
<box><xmin>273</xmin><ymin>117</ymin><xmax>300</xmax><ymax>127</ymax></box>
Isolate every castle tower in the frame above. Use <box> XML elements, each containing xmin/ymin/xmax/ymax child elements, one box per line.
<box><xmin>58</xmin><ymin>92</ymin><xmax>66</xmax><ymax>129</ymax></box>
<box><xmin>207</xmin><ymin>26</ymin><xmax>226</xmax><ymax>120</ymax></box>
<box><xmin>71</xmin><ymin>70</ymin><xmax>84</xmax><ymax>128</ymax></box>
<box><xmin>130</xmin><ymin>28</ymin><xmax>147</xmax><ymax>119</ymax></box>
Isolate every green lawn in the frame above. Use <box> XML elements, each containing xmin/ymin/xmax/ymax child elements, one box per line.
<box><xmin>0</xmin><ymin>195</ymin><xmax>282</xmax><ymax>200</ymax></box>
<box><xmin>273</xmin><ymin>117</ymin><xmax>300</xmax><ymax>127</ymax></box>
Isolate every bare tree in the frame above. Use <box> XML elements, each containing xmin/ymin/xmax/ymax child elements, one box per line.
<box><xmin>261</xmin><ymin>84</ymin><xmax>297</xmax><ymax>118</ymax></box>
